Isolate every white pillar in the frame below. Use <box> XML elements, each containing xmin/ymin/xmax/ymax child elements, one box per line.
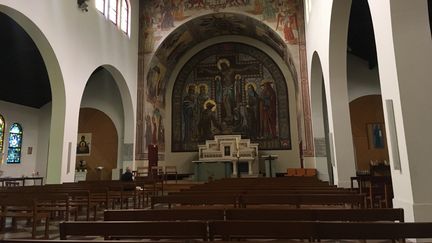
<box><xmin>369</xmin><ymin>0</ymin><xmax>432</xmax><ymax>222</ymax></box>
<box><xmin>232</xmin><ymin>160</ymin><xmax>238</xmax><ymax>177</ymax></box>
<box><xmin>326</xmin><ymin>0</ymin><xmax>357</xmax><ymax>187</ymax></box>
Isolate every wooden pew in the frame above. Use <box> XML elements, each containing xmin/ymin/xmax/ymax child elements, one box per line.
<box><xmin>59</xmin><ymin>221</ymin><xmax>208</xmax><ymax>240</ymax></box>
<box><xmin>1</xmin><ymin>240</ymin><xmax>300</xmax><ymax>243</ymax></box>
<box><xmin>209</xmin><ymin>220</ymin><xmax>315</xmax><ymax>241</ymax></box>
<box><xmin>240</xmin><ymin>194</ymin><xmax>366</xmax><ymax>208</ymax></box>
<box><xmin>225</xmin><ymin>208</ymin><xmax>404</xmax><ymax>222</ymax></box>
<box><xmin>151</xmin><ymin>194</ymin><xmax>238</xmax><ymax>209</ymax></box>
<box><xmin>208</xmin><ymin>220</ymin><xmax>432</xmax><ymax>241</ymax></box>
<box><xmin>104</xmin><ymin>208</ymin><xmax>225</xmax><ymax>221</ymax></box>
<box><xmin>0</xmin><ymin>196</ymin><xmax>50</xmax><ymax>239</ymax></box>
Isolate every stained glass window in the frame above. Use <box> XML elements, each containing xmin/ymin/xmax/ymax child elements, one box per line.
<box><xmin>6</xmin><ymin>123</ymin><xmax>22</xmax><ymax>164</ymax></box>
<box><xmin>96</xmin><ymin>0</ymin><xmax>105</xmax><ymax>14</ymax></box>
<box><xmin>0</xmin><ymin>115</ymin><xmax>4</xmax><ymax>164</ymax></box>
<box><xmin>120</xmin><ymin>0</ymin><xmax>129</xmax><ymax>34</ymax></box>
<box><xmin>108</xmin><ymin>0</ymin><xmax>118</xmax><ymax>24</ymax></box>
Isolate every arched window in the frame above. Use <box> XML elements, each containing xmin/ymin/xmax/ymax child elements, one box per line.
<box><xmin>120</xmin><ymin>0</ymin><xmax>129</xmax><ymax>34</ymax></box>
<box><xmin>95</xmin><ymin>0</ymin><xmax>106</xmax><ymax>14</ymax></box>
<box><xmin>108</xmin><ymin>0</ymin><xmax>118</xmax><ymax>24</ymax></box>
<box><xmin>0</xmin><ymin>115</ymin><xmax>4</xmax><ymax>164</ymax></box>
<box><xmin>6</xmin><ymin>123</ymin><xmax>23</xmax><ymax>164</ymax></box>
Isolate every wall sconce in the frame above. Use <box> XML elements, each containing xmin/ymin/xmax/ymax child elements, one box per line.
<box><xmin>77</xmin><ymin>0</ymin><xmax>89</xmax><ymax>12</ymax></box>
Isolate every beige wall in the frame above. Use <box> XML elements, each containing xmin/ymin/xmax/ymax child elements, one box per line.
<box><xmin>77</xmin><ymin>108</ymin><xmax>118</xmax><ymax>181</ymax></box>
<box><xmin>349</xmin><ymin>95</ymin><xmax>389</xmax><ymax>171</ymax></box>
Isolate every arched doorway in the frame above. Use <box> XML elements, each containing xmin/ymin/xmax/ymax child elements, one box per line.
<box><xmin>0</xmin><ymin>8</ymin><xmax>65</xmax><ymax>181</ymax></box>
<box><xmin>77</xmin><ymin>66</ymin><xmax>128</xmax><ymax>180</ymax></box>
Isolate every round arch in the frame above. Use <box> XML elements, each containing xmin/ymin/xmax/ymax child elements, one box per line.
<box><xmin>0</xmin><ymin>4</ymin><xmax>66</xmax><ymax>183</ymax></box>
<box><xmin>310</xmin><ymin>51</ymin><xmax>332</xmax><ymax>182</ymax></box>
<box><xmin>163</xmin><ymin>35</ymin><xmax>300</xmax><ymax>173</ymax></box>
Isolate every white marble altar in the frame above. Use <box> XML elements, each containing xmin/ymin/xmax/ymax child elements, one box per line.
<box><xmin>197</xmin><ymin>135</ymin><xmax>258</xmax><ymax>177</ymax></box>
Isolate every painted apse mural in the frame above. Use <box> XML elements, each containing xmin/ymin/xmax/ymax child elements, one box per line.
<box><xmin>172</xmin><ymin>43</ymin><xmax>291</xmax><ymax>151</ymax></box>
<box><xmin>136</xmin><ymin>0</ymin><xmax>312</xmax><ymax>159</ymax></box>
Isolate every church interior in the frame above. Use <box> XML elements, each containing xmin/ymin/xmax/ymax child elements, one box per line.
<box><xmin>0</xmin><ymin>0</ymin><xmax>432</xmax><ymax>241</ymax></box>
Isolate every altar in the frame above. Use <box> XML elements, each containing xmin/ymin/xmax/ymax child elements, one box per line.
<box><xmin>193</xmin><ymin>135</ymin><xmax>258</xmax><ymax>181</ymax></box>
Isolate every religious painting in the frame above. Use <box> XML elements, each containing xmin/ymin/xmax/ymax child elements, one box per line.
<box><xmin>136</xmin><ymin>0</ymin><xmax>310</xmax><ymax>159</ymax></box>
<box><xmin>172</xmin><ymin>43</ymin><xmax>291</xmax><ymax>152</ymax></box>
<box><xmin>77</xmin><ymin>133</ymin><xmax>91</xmax><ymax>156</ymax></box>
<box><xmin>367</xmin><ymin>123</ymin><xmax>386</xmax><ymax>149</ymax></box>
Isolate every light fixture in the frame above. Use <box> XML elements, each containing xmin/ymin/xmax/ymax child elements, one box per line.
<box><xmin>77</xmin><ymin>0</ymin><xmax>89</xmax><ymax>12</ymax></box>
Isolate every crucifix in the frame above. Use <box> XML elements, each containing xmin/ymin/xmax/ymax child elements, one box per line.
<box><xmin>195</xmin><ymin>55</ymin><xmax>262</xmax><ymax>124</ymax></box>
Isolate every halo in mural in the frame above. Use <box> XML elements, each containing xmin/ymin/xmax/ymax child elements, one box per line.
<box><xmin>172</xmin><ymin>42</ymin><xmax>292</xmax><ymax>152</ymax></box>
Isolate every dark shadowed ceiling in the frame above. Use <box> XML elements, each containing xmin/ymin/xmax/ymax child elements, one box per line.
<box><xmin>0</xmin><ymin>12</ymin><xmax>51</xmax><ymax>109</ymax></box>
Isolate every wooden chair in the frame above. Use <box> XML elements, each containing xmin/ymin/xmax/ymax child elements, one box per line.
<box><xmin>305</xmin><ymin>168</ymin><xmax>317</xmax><ymax>177</ymax></box>
<box><xmin>164</xmin><ymin>166</ymin><xmax>178</xmax><ymax>183</ymax></box>
<box><xmin>151</xmin><ymin>166</ymin><xmax>164</xmax><ymax>179</ymax></box>
<box><xmin>136</xmin><ymin>166</ymin><xmax>149</xmax><ymax>177</ymax></box>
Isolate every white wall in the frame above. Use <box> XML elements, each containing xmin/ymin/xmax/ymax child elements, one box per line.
<box><xmin>0</xmin><ymin>0</ymin><xmax>138</xmax><ymax>182</ymax></box>
<box><xmin>35</xmin><ymin>102</ymin><xmax>51</xmax><ymax>179</ymax></box>
<box><xmin>0</xmin><ymin>101</ymin><xmax>40</xmax><ymax>178</ymax></box>
<box><xmin>347</xmin><ymin>53</ymin><xmax>381</xmax><ymax>101</ymax></box>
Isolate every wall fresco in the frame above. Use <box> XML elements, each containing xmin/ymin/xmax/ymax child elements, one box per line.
<box><xmin>136</xmin><ymin>0</ymin><xmax>311</xmax><ymax>158</ymax></box>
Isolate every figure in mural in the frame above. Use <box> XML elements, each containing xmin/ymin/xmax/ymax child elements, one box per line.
<box><xmin>259</xmin><ymin>80</ymin><xmax>277</xmax><ymax>138</ymax></box>
<box><xmin>198</xmin><ymin>100</ymin><xmax>221</xmax><ymax>141</ymax></box>
<box><xmin>208</xmin><ymin>58</ymin><xmax>257</xmax><ymax>124</ymax></box>
<box><xmin>196</xmin><ymin>84</ymin><xmax>209</xmax><ymax>121</ymax></box>
<box><xmin>145</xmin><ymin>114</ymin><xmax>153</xmax><ymax>146</ymax></box>
<box><xmin>147</xmin><ymin>66</ymin><xmax>163</xmax><ymax>105</ymax></box>
<box><xmin>262</xmin><ymin>0</ymin><xmax>276</xmax><ymax>21</ymax></box>
<box><xmin>254</xmin><ymin>0</ymin><xmax>263</xmax><ymax>14</ymax></box>
<box><xmin>183</xmin><ymin>84</ymin><xmax>197</xmax><ymax>142</ymax></box>
<box><xmin>246</xmin><ymin>83</ymin><xmax>260</xmax><ymax>139</ymax></box>
<box><xmin>160</xmin><ymin>0</ymin><xmax>175</xmax><ymax>30</ymax></box>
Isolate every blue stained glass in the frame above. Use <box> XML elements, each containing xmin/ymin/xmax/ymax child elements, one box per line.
<box><xmin>7</xmin><ymin>123</ymin><xmax>22</xmax><ymax>164</ymax></box>
<box><xmin>8</xmin><ymin>134</ymin><xmax>22</xmax><ymax>148</ymax></box>
<box><xmin>10</xmin><ymin>124</ymin><xmax>22</xmax><ymax>134</ymax></box>
<box><xmin>7</xmin><ymin>148</ymin><xmax>21</xmax><ymax>163</ymax></box>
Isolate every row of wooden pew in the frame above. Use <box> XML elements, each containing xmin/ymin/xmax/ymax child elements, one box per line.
<box><xmin>4</xmin><ymin>207</ymin><xmax>432</xmax><ymax>242</ymax></box>
<box><xmin>0</xmin><ymin>179</ymin><xmax>164</xmax><ymax>238</ymax></box>
<box><xmin>151</xmin><ymin>177</ymin><xmax>365</xmax><ymax>209</ymax></box>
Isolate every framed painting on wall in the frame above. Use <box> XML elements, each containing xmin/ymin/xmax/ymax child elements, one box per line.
<box><xmin>367</xmin><ymin>123</ymin><xmax>385</xmax><ymax>149</ymax></box>
<box><xmin>77</xmin><ymin>133</ymin><xmax>91</xmax><ymax>156</ymax></box>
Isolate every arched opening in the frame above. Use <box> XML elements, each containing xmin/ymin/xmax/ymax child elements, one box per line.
<box><xmin>0</xmin><ymin>5</ymin><xmax>66</xmax><ymax>183</ymax></box>
<box><xmin>349</xmin><ymin>95</ymin><xmax>389</xmax><ymax>172</ymax></box>
<box><xmin>346</xmin><ymin>0</ymin><xmax>389</xmax><ymax>174</ymax></box>
<box><xmin>0</xmin><ymin>10</ymin><xmax>62</xmax><ymax>179</ymax></box>
<box><xmin>77</xmin><ymin>66</ymin><xmax>128</xmax><ymax>180</ymax></box>
<box><xmin>76</xmin><ymin>108</ymin><xmax>118</xmax><ymax>181</ymax></box>
<box><xmin>310</xmin><ymin>52</ymin><xmax>332</xmax><ymax>183</ymax></box>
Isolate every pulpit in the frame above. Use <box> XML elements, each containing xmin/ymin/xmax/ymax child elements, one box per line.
<box><xmin>194</xmin><ymin>135</ymin><xmax>258</xmax><ymax>180</ymax></box>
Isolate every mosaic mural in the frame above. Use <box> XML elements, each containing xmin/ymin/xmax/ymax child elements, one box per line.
<box><xmin>172</xmin><ymin>43</ymin><xmax>291</xmax><ymax>151</ymax></box>
<box><xmin>136</xmin><ymin>0</ymin><xmax>311</xmax><ymax>158</ymax></box>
